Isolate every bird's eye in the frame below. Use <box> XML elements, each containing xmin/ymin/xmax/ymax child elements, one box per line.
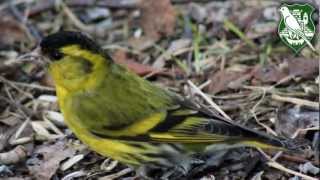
<box><xmin>50</xmin><ymin>50</ymin><xmax>63</xmax><ymax>60</ymax></box>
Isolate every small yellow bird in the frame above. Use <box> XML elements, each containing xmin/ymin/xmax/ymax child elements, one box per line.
<box><xmin>39</xmin><ymin>31</ymin><xmax>297</xmax><ymax>170</ymax></box>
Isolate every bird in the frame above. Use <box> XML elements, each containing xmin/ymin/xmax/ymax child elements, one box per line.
<box><xmin>279</xmin><ymin>6</ymin><xmax>316</xmax><ymax>51</ymax></box>
<box><xmin>39</xmin><ymin>31</ymin><xmax>299</xmax><ymax>172</ymax></box>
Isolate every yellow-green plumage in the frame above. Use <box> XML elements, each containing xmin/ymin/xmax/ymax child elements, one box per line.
<box><xmin>40</xmin><ymin>31</ymin><xmax>295</xmax><ymax>168</ymax></box>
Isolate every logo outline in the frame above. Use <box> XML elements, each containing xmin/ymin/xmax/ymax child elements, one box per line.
<box><xmin>278</xmin><ymin>3</ymin><xmax>316</xmax><ymax>53</ymax></box>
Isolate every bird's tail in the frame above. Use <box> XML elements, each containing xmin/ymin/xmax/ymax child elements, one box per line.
<box><xmin>302</xmin><ymin>36</ymin><xmax>316</xmax><ymax>52</ymax></box>
<box><xmin>297</xmin><ymin>31</ymin><xmax>316</xmax><ymax>52</ymax></box>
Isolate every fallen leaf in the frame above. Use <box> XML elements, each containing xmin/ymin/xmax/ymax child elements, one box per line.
<box><xmin>27</xmin><ymin>140</ymin><xmax>75</xmax><ymax>180</ymax></box>
<box><xmin>113</xmin><ymin>50</ymin><xmax>159</xmax><ymax>76</ymax></box>
<box><xmin>0</xmin><ymin>16</ymin><xmax>28</xmax><ymax>48</ymax></box>
<box><xmin>251</xmin><ymin>58</ymin><xmax>318</xmax><ymax>83</ymax></box>
<box><xmin>139</xmin><ymin>0</ymin><xmax>176</xmax><ymax>40</ymax></box>
<box><xmin>251</xmin><ymin>64</ymin><xmax>287</xmax><ymax>83</ymax></box>
<box><xmin>208</xmin><ymin>69</ymin><xmax>249</xmax><ymax>94</ymax></box>
<box><xmin>285</xmin><ymin>58</ymin><xmax>319</xmax><ymax>78</ymax></box>
<box><xmin>113</xmin><ymin>50</ymin><xmax>168</xmax><ymax>76</ymax></box>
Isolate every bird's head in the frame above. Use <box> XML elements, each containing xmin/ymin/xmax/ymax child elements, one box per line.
<box><xmin>279</xmin><ymin>6</ymin><xmax>290</xmax><ymax>16</ymax></box>
<box><xmin>39</xmin><ymin>31</ymin><xmax>111</xmax><ymax>91</ymax></box>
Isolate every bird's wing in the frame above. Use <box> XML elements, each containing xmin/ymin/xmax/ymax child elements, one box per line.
<box><xmin>147</xmin><ymin>98</ymin><xmax>283</xmax><ymax>147</ymax></box>
<box><xmin>74</xmin><ymin>90</ymin><xmax>284</xmax><ymax>148</ymax></box>
<box><xmin>285</xmin><ymin>15</ymin><xmax>303</xmax><ymax>30</ymax></box>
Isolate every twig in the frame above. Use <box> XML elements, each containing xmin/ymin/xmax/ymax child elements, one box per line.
<box><xmin>272</xmin><ymin>94</ymin><xmax>319</xmax><ymax>109</ymax></box>
<box><xmin>266</xmin><ymin>161</ymin><xmax>317</xmax><ymax>180</ymax></box>
<box><xmin>10</xmin><ymin>137</ymin><xmax>33</xmax><ymax>145</ymax></box>
<box><xmin>250</xmin><ymin>88</ymin><xmax>278</xmax><ymax>136</ymax></box>
<box><xmin>14</xmin><ymin>118</ymin><xmax>30</xmax><ymax>139</ymax></box>
<box><xmin>4</xmin><ymin>81</ymin><xmax>55</xmax><ymax>91</ymax></box>
<box><xmin>198</xmin><ymin>80</ymin><xmax>211</xmax><ymax>90</ymax></box>
<box><xmin>42</xmin><ymin>113</ymin><xmax>65</xmax><ymax>136</ymax></box>
<box><xmin>0</xmin><ymin>76</ymin><xmax>34</xmax><ymax>99</ymax></box>
<box><xmin>279</xmin><ymin>154</ymin><xmax>309</xmax><ymax>163</ymax></box>
<box><xmin>187</xmin><ymin>80</ymin><xmax>231</xmax><ymax>120</ymax></box>
<box><xmin>60</xmin><ymin>1</ymin><xmax>95</xmax><ymax>32</ymax></box>
<box><xmin>0</xmin><ymin>95</ymin><xmax>32</xmax><ymax>119</ymax></box>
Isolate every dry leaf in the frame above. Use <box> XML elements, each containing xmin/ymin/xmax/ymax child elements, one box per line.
<box><xmin>208</xmin><ymin>69</ymin><xmax>248</xmax><ymax>94</ymax></box>
<box><xmin>251</xmin><ymin>64</ymin><xmax>287</xmax><ymax>83</ymax></box>
<box><xmin>251</xmin><ymin>58</ymin><xmax>318</xmax><ymax>83</ymax></box>
<box><xmin>0</xmin><ymin>16</ymin><xmax>28</xmax><ymax>47</ymax></box>
<box><xmin>139</xmin><ymin>0</ymin><xmax>176</xmax><ymax>40</ymax></box>
<box><xmin>113</xmin><ymin>50</ymin><xmax>160</xmax><ymax>76</ymax></box>
<box><xmin>285</xmin><ymin>58</ymin><xmax>319</xmax><ymax>78</ymax></box>
<box><xmin>27</xmin><ymin>140</ymin><xmax>75</xmax><ymax>180</ymax></box>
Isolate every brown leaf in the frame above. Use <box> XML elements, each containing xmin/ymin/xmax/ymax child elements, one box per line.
<box><xmin>251</xmin><ymin>64</ymin><xmax>287</xmax><ymax>83</ymax></box>
<box><xmin>113</xmin><ymin>50</ymin><xmax>159</xmax><ymax>76</ymax></box>
<box><xmin>139</xmin><ymin>0</ymin><xmax>176</xmax><ymax>40</ymax></box>
<box><xmin>251</xmin><ymin>58</ymin><xmax>318</xmax><ymax>83</ymax></box>
<box><xmin>208</xmin><ymin>69</ymin><xmax>249</xmax><ymax>94</ymax></box>
<box><xmin>27</xmin><ymin>141</ymin><xmax>75</xmax><ymax>180</ymax></box>
<box><xmin>286</xmin><ymin>58</ymin><xmax>319</xmax><ymax>78</ymax></box>
<box><xmin>0</xmin><ymin>16</ymin><xmax>28</xmax><ymax>47</ymax></box>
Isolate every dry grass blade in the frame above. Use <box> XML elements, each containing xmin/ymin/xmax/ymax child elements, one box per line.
<box><xmin>266</xmin><ymin>161</ymin><xmax>317</xmax><ymax>180</ymax></box>
<box><xmin>60</xmin><ymin>154</ymin><xmax>84</xmax><ymax>171</ymax></box>
<box><xmin>187</xmin><ymin>80</ymin><xmax>231</xmax><ymax>120</ymax></box>
<box><xmin>98</xmin><ymin>168</ymin><xmax>133</xmax><ymax>180</ymax></box>
<box><xmin>272</xmin><ymin>94</ymin><xmax>319</xmax><ymax>109</ymax></box>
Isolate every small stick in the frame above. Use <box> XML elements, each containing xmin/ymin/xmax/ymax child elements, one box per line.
<box><xmin>272</xmin><ymin>94</ymin><xmax>319</xmax><ymax>109</ymax></box>
<box><xmin>60</xmin><ymin>1</ymin><xmax>94</xmax><ymax>32</ymax></box>
<box><xmin>187</xmin><ymin>80</ymin><xmax>231</xmax><ymax>120</ymax></box>
<box><xmin>267</xmin><ymin>161</ymin><xmax>317</xmax><ymax>180</ymax></box>
<box><xmin>250</xmin><ymin>88</ymin><xmax>278</xmax><ymax>136</ymax></box>
<box><xmin>42</xmin><ymin>113</ymin><xmax>65</xmax><ymax>136</ymax></box>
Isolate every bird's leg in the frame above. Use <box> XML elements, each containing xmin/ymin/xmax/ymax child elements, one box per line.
<box><xmin>160</xmin><ymin>156</ymin><xmax>204</xmax><ymax>180</ymax></box>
